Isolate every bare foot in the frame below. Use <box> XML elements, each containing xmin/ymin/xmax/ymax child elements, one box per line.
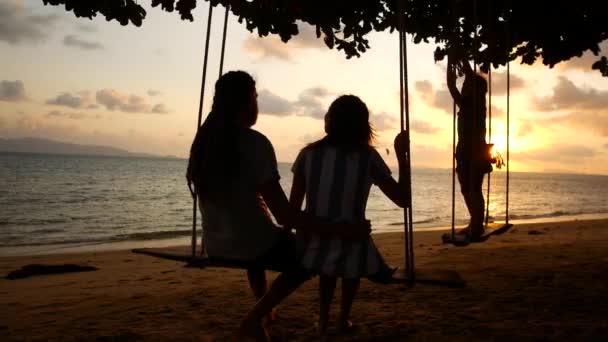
<box><xmin>263</xmin><ymin>308</ymin><xmax>278</xmax><ymax>329</ymax></box>
<box><xmin>470</xmin><ymin>225</ymin><xmax>485</xmax><ymax>238</ymax></box>
<box><xmin>268</xmin><ymin>308</ymin><xmax>278</xmax><ymax>323</ymax></box>
<box><xmin>338</xmin><ymin>320</ymin><xmax>356</xmax><ymax>334</ymax></box>
<box><xmin>455</xmin><ymin>225</ymin><xmax>471</xmax><ymax>236</ymax></box>
<box><xmin>239</xmin><ymin>316</ymin><xmax>270</xmax><ymax>342</ymax></box>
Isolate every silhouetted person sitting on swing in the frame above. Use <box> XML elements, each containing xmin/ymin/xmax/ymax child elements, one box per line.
<box><xmin>186</xmin><ymin>71</ymin><xmax>371</xmax><ymax>341</ymax></box>
<box><xmin>290</xmin><ymin>95</ymin><xmax>407</xmax><ymax>335</ymax></box>
<box><xmin>447</xmin><ymin>54</ymin><xmax>493</xmax><ymax>241</ymax></box>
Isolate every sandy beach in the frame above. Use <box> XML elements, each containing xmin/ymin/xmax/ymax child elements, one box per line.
<box><xmin>2</xmin><ymin>219</ymin><xmax>608</xmax><ymax>341</ymax></box>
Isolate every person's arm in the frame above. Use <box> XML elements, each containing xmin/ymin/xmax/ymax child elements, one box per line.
<box><xmin>186</xmin><ymin>127</ymin><xmax>205</xmax><ymax>199</ymax></box>
<box><xmin>289</xmin><ymin>171</ymin><xmax>306</xmax><ymax>210</ymax></box>
<box><xmin>446</xmin><ymin>54</ymin><xmax>463</xmax><ymax>107</ymax></box>
<box><xmin>461</xmin><ymin>58</ymin><xmax>475</xmax><ymax>77</ymax></box>
<box><xmin>259</xmin><ymin>180</ymin><xmax>370</xmax><ymax>240</ymax></box>
<box><xmin>374</xmin><ymin>132</ymin><xmax>409</xmax><ymax>208</ymax></box>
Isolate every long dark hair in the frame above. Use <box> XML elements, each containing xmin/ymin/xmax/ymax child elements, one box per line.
<box><xmin>308</xmin><ymin>95</ymin><xmax>375</xmax><ymax>150</ymax></box>
<box><xmin>187</xmin><ymin>71</ymin><xmax>256</xmax><ymax>198</ymax></box>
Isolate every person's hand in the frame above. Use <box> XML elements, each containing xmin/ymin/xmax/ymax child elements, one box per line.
<box><xmin>186</xmin><ymin>173</ymin><xmax>196</xmax><ymax>199</ymax></box>
<box><xmin>394</xmin><ymin>131</ymin><xmax>409</xmax><ymax>161</ymax></box>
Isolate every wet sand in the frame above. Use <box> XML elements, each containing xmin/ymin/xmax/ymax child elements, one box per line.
<box><xmin>1</xmin><ymin>219</ymin><xmax>608</xmax><ymax>341</ymax></box>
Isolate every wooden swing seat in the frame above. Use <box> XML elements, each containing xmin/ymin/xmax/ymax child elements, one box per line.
<box><xmin>132</xmin><ymin>247</ymin><xmax>466</xmax><ymax>288</ymax></box>
<box><xmin>442</xmin><ymin>222</ymin><xmax>513</xmax><ymax>246</ymax></box>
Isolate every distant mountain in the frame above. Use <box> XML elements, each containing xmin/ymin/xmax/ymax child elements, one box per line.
<box><xmin>0</xmin><ymin>138</ymin><xmax>180</xmax><ymax>159</ymax></box>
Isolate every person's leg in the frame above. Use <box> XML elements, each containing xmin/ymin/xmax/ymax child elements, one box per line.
<box><xmin>247</xmin><ymin>268</ymin><xmax>277</xmax><ymax>323</ymax></box>
<box><xmin>240</xmin><ymin>231</ymin><xmax>310</xmax><ymax>340</ymax></box>
<box><xmin>469</xmin><ymin>171</ymin><xmax>486</xmax><ymax>235</ymax></box>
<box><xmin>457</xmin><ymin>168</ymin><xmax>473</xmax><ymax>233</ymax></box>
<box><xmin>239</xmin><ymin>271</ymin><xmax>309</xmax><ymax>340</ymax></box>
<box><xmin>318</xmin><ymin>275</ymin><xmax>337</xmax><ymax>334</ymax></box>
<box><xmin>247</xmin><ymin>268</ymin><xmax>267</xmax><ymax>299</ymax></box>
<box><xmin>339</xmin><ymin>278</ymin><xmax>360</xmax><ymax>332</ymax></box>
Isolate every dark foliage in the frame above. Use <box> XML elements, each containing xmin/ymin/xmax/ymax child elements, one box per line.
<box><xmin>42</xmin><ymin>0</ymin><xmax>608</xmax><ymax>75</ymax></box>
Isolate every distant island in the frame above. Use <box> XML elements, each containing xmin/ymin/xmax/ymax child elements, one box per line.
<box><xmin>0</xmin><ymin>137</ymin><xmax>182</xmax><ymax>159</ymax></box>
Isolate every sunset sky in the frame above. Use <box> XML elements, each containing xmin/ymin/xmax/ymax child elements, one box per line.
<box><xmin>1</xmin><ymin>1</ymin><xmax>607</xmax><ymax>175</ymax></box>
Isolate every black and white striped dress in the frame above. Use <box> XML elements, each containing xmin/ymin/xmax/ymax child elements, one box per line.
<box><xmin>292</xmin><ymin>144</ymin><xmax>393</xmax><ymax>279</ymax></box>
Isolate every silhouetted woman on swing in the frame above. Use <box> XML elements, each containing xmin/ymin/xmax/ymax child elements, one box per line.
<box><xmin>447</xmin><ymin>53</ymin><xmax>493</xmax><ymax>241</ymax></box>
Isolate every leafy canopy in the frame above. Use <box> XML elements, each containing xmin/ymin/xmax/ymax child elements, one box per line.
<box><xmin>42</xmin><ymin>0</ymin><xmax>608</xmax><ymax>76</ymax></box>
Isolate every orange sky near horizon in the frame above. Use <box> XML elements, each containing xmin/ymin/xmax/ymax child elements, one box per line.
<box><xmin>1</xmin><ymin>1</ymin><xmax>607</xmax><ymax>175</ymax></box>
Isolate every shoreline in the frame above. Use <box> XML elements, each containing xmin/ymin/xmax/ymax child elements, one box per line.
<box><xmin>2</xmin><ymin>218</ymin><xmax>608</xmax><ymax>340</ymax></box>
<box><xmin>2</xmin><ymin>213</ymin><xmax>608</xmax><ymax>257</ymax></box>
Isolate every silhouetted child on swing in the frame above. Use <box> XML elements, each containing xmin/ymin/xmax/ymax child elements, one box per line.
<box><xmin>290</xmin><ymin>95</ymin><xmax>408</xmax><ymax>335</ymax></box>
<box><xmin>447</xmin><ymin>53</ymin><xmax>493</xmax><ymax>241</ymax></box>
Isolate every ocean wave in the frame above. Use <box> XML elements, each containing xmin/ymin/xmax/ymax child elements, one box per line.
<box><xmin>509</xmin><ymin>210</ymin><xmax>582</xmax><ymax>220</ymax></box>
<box><xmin>31</xmin><ymin>228</ymin><xmax>64</xmax><ymax>234</ymax></box>
<box><xmin>386</xmin><ymin>216</ymin><xmax>441</xmax><ymax>226</ymax></box>
<box><xmin>0</xmin><ymin>229</ymin><xmax>192</xmax><ymax>247</ymax></box>
<box><xmin>1</xmin><ymin>236</ymin><xmax>113</xmax><ymax>247</ymax></box>
<box><xmin>116</xmin><ymin>229</ymin><xmax>192</xmax><ymax>241</ymax></box>
<box><xmin>414</xmin><ymin>216</ymin><xmax>441</xmax><ymax>224</ymax></box>
<box><xmin>6</xmin><ymin>218</ymin><xmax>71</xmax><ymax>226</ymax></box>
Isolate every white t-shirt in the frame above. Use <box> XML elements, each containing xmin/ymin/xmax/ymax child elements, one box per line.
<box><xmin>199</xmin><ymin>127</ymin><xmax>281</xmax><ymax>260</ymax></box>
<box><xmin>291</xmin><ymin>144</ymin><xmax>393</xmax><ymax>278</ymax></box>
<box><xmin>292</xmin><ymin>145</ymin><xmax>392</xmax><ymax>222</ymax></box>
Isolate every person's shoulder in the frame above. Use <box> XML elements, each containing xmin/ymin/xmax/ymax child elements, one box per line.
<box><xmin>243</xmin><ymin>127</ymin><xmax>273</xmax><ymax>146</ymax></box>
<box><xmin>364</xmin><ymin>145</ymin><xmax>381</xmax><ymax>157</ymax></box>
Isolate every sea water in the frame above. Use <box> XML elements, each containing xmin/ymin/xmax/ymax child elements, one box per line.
<box><xmin>1</xmin><ymin>152</ymin><xmax>607</xmax><ymax>253</ymax></box>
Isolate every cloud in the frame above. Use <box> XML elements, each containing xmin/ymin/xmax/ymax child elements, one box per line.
<box><xmin>0</xmin><ymin>2</ymin><xmax>60</xmax><ymax>44</ymax></box>
<box><xmin>518</xmin><ymin>121</ymin><xmax>534</xmax><ymax>138</ymax></box>
<box><xmin>151</xmin><ymin>103</ymin><xmax>169</xmax><ymax>114</ymax></box>
<box><xmin>411</xmin><ymin>119</ymin><xmax>440</xmax><ymax>134</ymax></box>
<box><xmin>258</xmin><ymin>87</ymin><xmax>332</xmax><ymax>119</ymax></box>
<box><xmin>148</xmin><ymin>90</ymin><xmax>162</xmax><ymax>97</ymax></box>
<box><xmin>415</xmin><ymin>80</ymin><xmax>453</xmax><ymax>114</ymax></box>
<box><xmin>293</xmin><ymin>87</ymin><xmax>331</xmax><ymax>118</ymax></box>
<box><xmin>75</xmin><ymin>23</ymin><xmax>97</xmax><ymax>33</ymax></box>
<box><xmin>243</xmin><ymin>23</ymin><xmax>325</xmax><ymax>61</ymax></box>
<box><xmin>515</xmin><ymin>145</ymin><xmax>597</xmax><ymax>163</ymax></box>
<box><xmin>543</xmin><ymin>112</ymin><xmax>608</xmax><ymax>137</ymax></box>
<box><xmin>258</xmin><ymin>89</ymin><xmax>293</xmax><ymax>116</ymax></box>
<box><xmin>46</xmin><ymin>110</ymin><xmax>99</xmax><ymax>120</ymax></box>
<box><xmin>63</xmin><ymin>35</ymin><xmax>104</xmax><ymax>50</ymax></box>
<box><xmin>488</xmin><ymin>104</ymin><xmax>505</xmax><ymax>118</ymax></box>
<box><xmin>46</xmin><ymin>91</ymin><xmax>94</xmax><ymax>108</ymax></box>
<box><xmin>533</xmin><ymin>76</ymin><xmax>608</xmax><ymax>112</ymax></box>
<box><xmin>95</xmin><ymin>89</ymin><xmax>170</xmax><ymax>114</ymax></box>
<box><xmin>96</xmin><ymin>89</ymin><xmax>148</xmax><ymax>113</ymax></box>
<box><xmin>488</xmin><ymin>70</ymin><xmax>526</xmax><ymax>95</ymax></box>
<box><xmin>0</xmin><ymin>80</ymin><xmax>27</xmax><ymax>102</ymax></box>
<box><xmin>244</xmin><ymin>37</ymin><xmax>290</xmax><ymax>60</ymax></box>
<box><xmin>371</xmin><ymin>112</ymin><xmax>398</xmax><ymax>131</ymax></box>
<box><xmin>414</xmin><ymin>80</ymin><xmax>433</xmax><ymax>94</ymax></box>
<box><xmin>557</xmin><ymin>40</ymin><xmax>608</xmax><ymax>72</ymax></box>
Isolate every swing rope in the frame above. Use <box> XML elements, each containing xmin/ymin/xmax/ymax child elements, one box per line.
<box><xmin>451</xmin><ymin>100</ymin><xmax>456</xmax><ymax>239</ymax></box>
<box><xmin>506</xmin><ymin>55</ymin><xmax>511</xmax><ymax>225</ymax></box>
<box><xmin>219</xmin><ymin>5</ymin><xmax>230</xmax><ymax>77</ymax></box>
<box><xmin>191</xmin><ymin>3</ymin><xmax>230</xmax><ymax>257</ymax></box>
<box><xmin>397</xmin><ymin>0</ymin><xmax>414</xmax><ymax>280</ymax></box>
<box><xmin>485</xmin><ymin>66</ymin><xmax>492</xmax><ymax>226</ymax></box>
<box><xmin>450</xmin><ymin>0</ymin><xmax>458</xmax><ymax>241</ymax></box>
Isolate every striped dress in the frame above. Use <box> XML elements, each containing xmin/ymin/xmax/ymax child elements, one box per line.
<box><xmin>292</xmin><ymin>144</ymin><xmax>393</xmax><ymax>279</ymax></box>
